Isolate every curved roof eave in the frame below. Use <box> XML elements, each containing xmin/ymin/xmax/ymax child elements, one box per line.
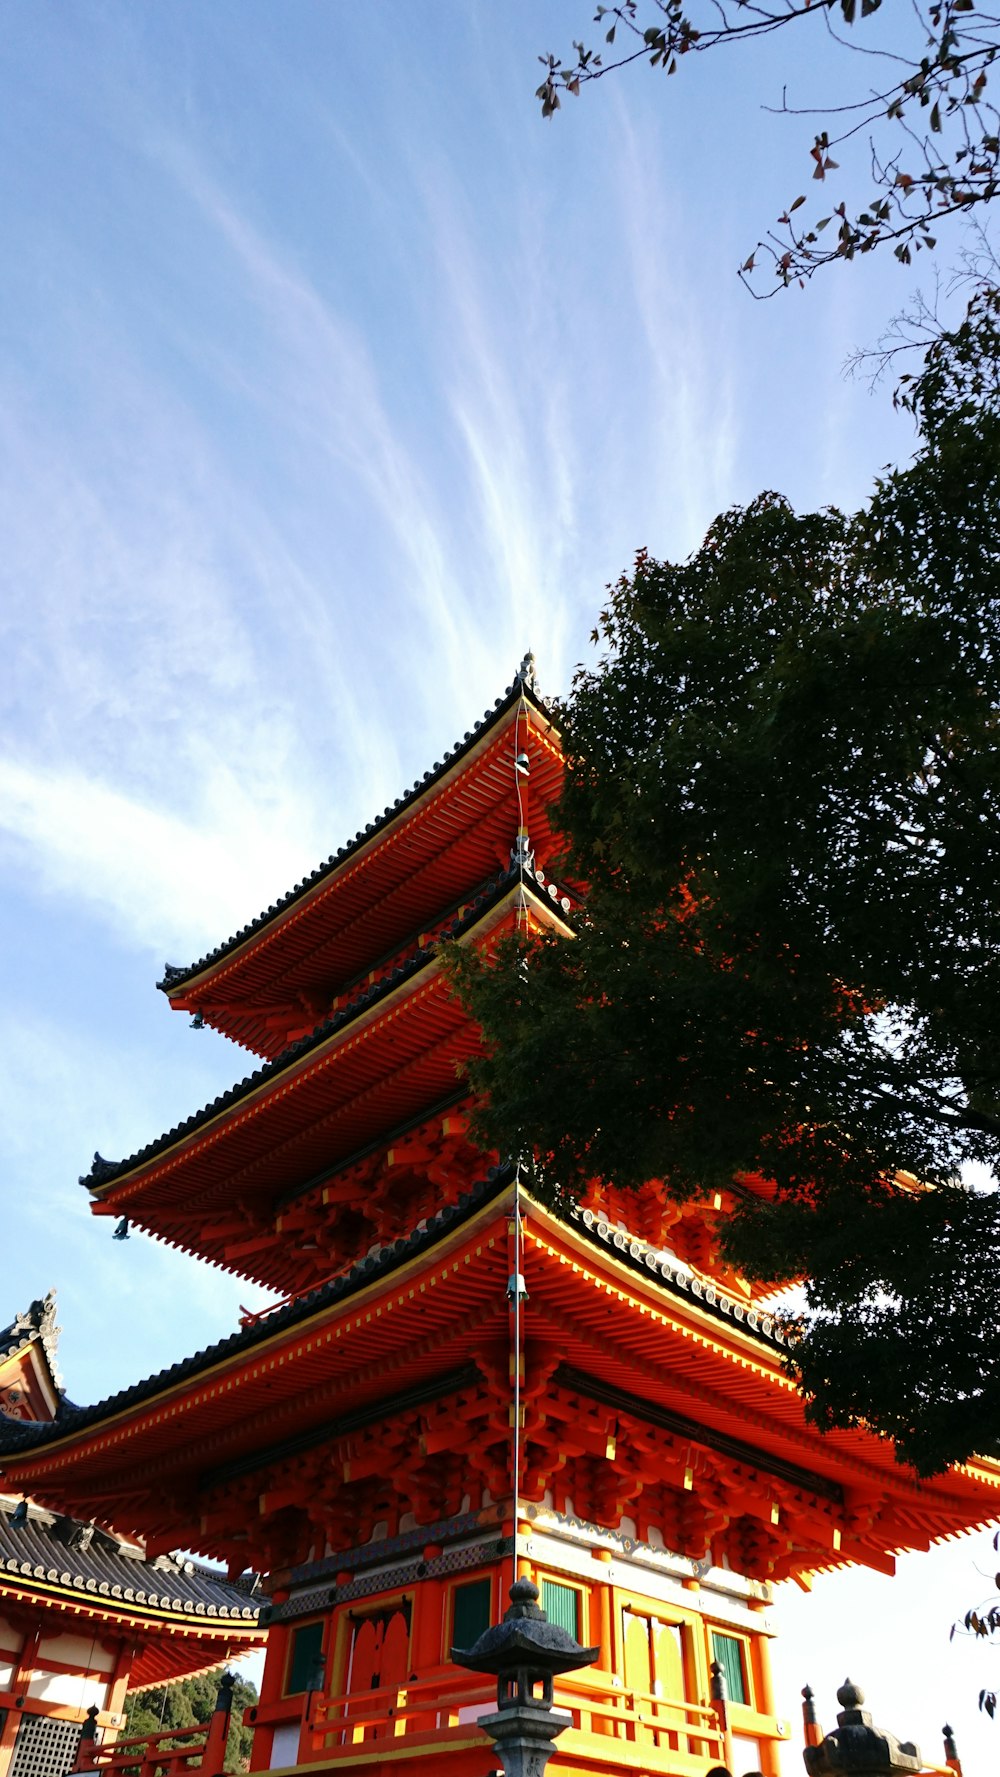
<box><xmin>0</xmin><ymin>1163</ymin><xmax>518</xmax><ymax>1464</ymax></box>
<box><xmin>82</xmin><ymin>864</ymin><xmax>572</xmax><ymax>1199</ymax></box>
<box><xmin>158</xmin><ymin>666</ymin><xmax>556</xmax><ymax>999</ymax></box>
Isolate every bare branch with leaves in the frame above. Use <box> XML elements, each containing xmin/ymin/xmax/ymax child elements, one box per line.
<box><xmin>537</xmin><ymin>0</ymin><xmax>1000</xmax><ymax>289</ymax></box>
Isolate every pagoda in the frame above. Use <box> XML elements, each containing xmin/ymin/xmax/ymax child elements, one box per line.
<box><xmin>1</xmin><ymin>661</ymin><xmax>998</xmax><ymax>1777</ymax></box>
<box><xmin>0</xmin><ymin>1294</ymin><xmax>263</xmax><ymax>1777</ymax></box>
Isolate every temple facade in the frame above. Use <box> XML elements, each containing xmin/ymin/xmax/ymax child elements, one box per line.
<box><xmin>0</xmin><ymin>1296</ymin><xmax>263</xmax><ymax>1777</ymax></box>
<box><xmin>0</xmin><ymin>664</ymin><xmax>997</xmax><ymax>1777</ymax></box>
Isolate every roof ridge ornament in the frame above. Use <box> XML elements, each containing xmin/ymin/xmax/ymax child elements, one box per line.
<box><xmin>1</xmin><ymin>1289</ymin><xmax>65</xmax><ymax>1391</ymax></box>
<box><xmin>515</xmin><ymin>651</ymin><xmax>537</xmax><ymax>691</ymax></box>
<box><xmin>79</xmin><ymin>1153</ymin><xmax>119</xmax><ymax>1189</ymax></box>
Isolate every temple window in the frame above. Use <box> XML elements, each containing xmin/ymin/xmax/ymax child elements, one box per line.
<box><xmin>711</xmin><ymin>1629</ymin><xmax>749</xmax><ymax>1705</ymax></box>
<box><xmin>284</xmin><ymin>1619</ymin><xmax>324</xmax><ymax>1696</ymax></box>
<box><xmin>450</xmin><ymin>1576</ymin><xmax>492</xmax><ymax>1654</ymax></box>
<box><xmin>540</xmin><ymin>1577</ymin><xmax>582</xmax><ymax>1640</ymax></box>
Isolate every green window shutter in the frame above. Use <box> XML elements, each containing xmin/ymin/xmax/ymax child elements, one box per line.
<box><xmin>711</xmin><ymin>1632</ymin><xmax>747</xmax><ymax>1706</ymax></box>
<box><xmin>287</xmin><ymin>1619</ymin><xmax>325</xmax><ymax>1694</ymax></box>
<box><xmin>541</xmin><ymin>1580</ymin><xmax>579</xmax><ymax>1640</ymax></box>
<box><xmin>452</xmin><ymin>1577</ymin><xmax>492</xmax><ymax>1652</ymax></box>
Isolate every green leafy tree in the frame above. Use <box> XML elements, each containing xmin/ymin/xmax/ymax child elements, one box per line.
<box><xmin>448</xmin><ymin>288</ymin><xmax>1000</xmax><ymax>1478</ymax></box>
<box><xmin>537</xmin><ymin>0</ymin><xmax>1000</xmax><ymax>289</ymax></box>
<box><xmin>123</xmin><ymin>1668</ymin><xmax>258</xmax><ymax>1772</ymax></box>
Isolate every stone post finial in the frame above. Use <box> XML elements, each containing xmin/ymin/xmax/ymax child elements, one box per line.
<box><xmin>709</xmin><ymin>1655</ymin><xmax>735</xmax><ymax>1770</ymax></box>
<box><xmin>79</xmin><ymin>1705</ymin><xmax>99</xmax><ymax>1744</ymax></box>
<box><xmin>837</xmin><ymin>1679</ymin><xmax>865</xmax><ymax>1711</ymax></box>
<box><xmin>213</xmin><ymin>1670</ymin><xmax>236</xmax><ymax>1716</ymax></box>
<box><xmin>72</xmin><ymin>1705</ymin><xmax>101</xmax><ymax>1775</ymax></box>
<box><xmin>802</xmin><ymin>1683</ymin><xmax>823</xmax><ymax>1748</ymax></box>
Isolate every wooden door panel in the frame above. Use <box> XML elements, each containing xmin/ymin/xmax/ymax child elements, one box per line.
<box><xmin>347</xmin><ymin>1617</ymin><xmax>380</xmax><ymax>1695</ymax></box>
<box><xmin>623</xmin><ymin>1607</ymin><xmax>689</xmax><ymax>1748</ymax></box>
<box><xmin>652</xmin><ymin>1619</ymin><xmax>685</xmax><ymax>1699</ymax></box>
<box><xmin>622</xmin><ymin>1610</ymin><xmax>655</xmax><ymax>1743</ymax></box>
<box><xmin>343</xmin><ymin>1601</ymin><xmax>413</xmax><ymax>1742</ymax></box>
<box><xmin>381</xmin><ymin>1607</ymin><xmax>411</xmax><ymax>1689</ymax></box>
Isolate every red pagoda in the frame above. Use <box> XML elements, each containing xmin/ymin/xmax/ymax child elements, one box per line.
<box><xmin>1</xmin><ymin>661</ymin><xmax>997</xmax><ymax>1777</ymax></box>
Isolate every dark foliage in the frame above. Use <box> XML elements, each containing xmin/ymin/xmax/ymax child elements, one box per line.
<box><xmin>123</xmin><ymin>1668</ymin><xmax>258</xmax><ymax>1773</ymax></box>
<box><xmin>447</xmin><ymin>289</ymin><xmax>1000</xmax><ymax>1476</ymax></box>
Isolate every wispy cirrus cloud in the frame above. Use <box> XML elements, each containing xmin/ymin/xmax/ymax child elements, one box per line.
<box><xmin>0</xmin><ymin>85</ymin><xmax>768</xmax><ymax>986</ymax></box>
<box><xmin>0</xmin><ymin>1005</ymin><xmax>275</xmax><ymax>1405</ymax></box>
<box><xmin>148</xmin><ymin>140</ymin><xmax>518</xmax><ymax>699</ymax></box>
<box><xmin>0</xmin><ymin>756</ymin><xmax>318</xmax><ymax>959</ymax></box>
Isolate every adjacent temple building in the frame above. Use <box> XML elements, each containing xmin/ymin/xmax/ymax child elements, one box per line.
<box><xmin>0</xmin><ymin>1295</ymin><xmax>263</xmax><ymax>1777</ymax></box>
<box><xmin>1</xmin><ymin>664</ymin><xmax>997</xmax><ymax>1777</ymax></box>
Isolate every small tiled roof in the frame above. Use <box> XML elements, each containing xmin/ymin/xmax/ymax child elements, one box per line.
<box><xmin>0</xmin><ymin>1291</ymin><xmax>64</xmax><ymax>1393</ymax></box>
<box><xmin>0</xmin><ymin>1498</ymin><xmax>261</xmax><ymax>1621</ymax></box>
<box><xmin>159</xmin><ymin>660</ymin><xmax>553</xmax><ymax>996</ymax></box>
<box><xmin>82</xmin><ymin>861</ymin><xmax>570</xmax><ymax>1197</ymax></box>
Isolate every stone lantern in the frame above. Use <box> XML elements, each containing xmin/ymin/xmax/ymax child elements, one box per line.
<box><xmin>803</xmin><ymin>1680</ymin><xmax>922</xmax><ymax>1776</ymax></box>
<box><xmin>452</xmin><ymin>1576</ymin><xmax>599</xmax><ymax>1777</ymax></box>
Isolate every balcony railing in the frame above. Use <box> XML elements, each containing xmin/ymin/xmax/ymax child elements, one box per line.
<box><xmin>300</xmin><ymin>1664</ymin><xmax>734</xmax><ymax>1770</ymax></box>
<box><xmin>73</xmin><ymin>1721</ymin><xmax>230</xmax><ymax>1777</ymax></box>
<box><xmin>69</xmin><ymin>1676</ymin><xmax>237</xmax><ymax>1777</ymax></box>
<box><xmin>81</xmin><ymin>1668</ymin><xmax>965</xmax><ymax>1777</ymax></box>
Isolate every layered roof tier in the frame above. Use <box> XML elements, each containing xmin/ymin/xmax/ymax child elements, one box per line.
<box><xmin>0</xmin><ymin>1497</ymin><xmax>262</xmax><ymax>1688</ymax></box>
<box><xmin>46</xmin><ymin>663</ymin><xmax>1000</xmax><ymax>1624</ymax></box>
<box><xmin>83</xmin><ymin>870</ymin><xmax>573</xmax><ymax>1294</ymax></box>
<box><xmin>3</xmin><ymin>1183</ymin><xmax>997</xmax><ymax>1593</ymax></box>
<box><xmin>79</xmin><ymin>666</ymin><xmax>581</xmax><ymax>1295</ymax></box>
<box><xmin>159</xmin><ymin>668</ymin><xmax>565</xmax><ymax>1059</ymax></box>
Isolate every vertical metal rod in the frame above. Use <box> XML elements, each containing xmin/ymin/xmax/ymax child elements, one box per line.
<box><xmin>512</xmin><ymin>1170</ymin><xmax>522</xmax><ymax>1591</ymax></box>
<box><xmin>511</xmin><ymin>688</ymin><xmax>529</xmax><ymax>1592</ymax></box>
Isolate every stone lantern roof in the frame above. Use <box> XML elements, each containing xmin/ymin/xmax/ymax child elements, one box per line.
<box><xmin>452</xmin><ymin>1577</ymin><xmax>599</xmax><ymax>1777</ymax></box>
<box><xmin>803</xmin><ymin>1680</ymin><xmax>923</xmax><ymax>1776</ymax></box>
<box><xmin>452</xmin><ymin>1575</ymin><xmax>599</xmax><ymax>1688</ymax></box>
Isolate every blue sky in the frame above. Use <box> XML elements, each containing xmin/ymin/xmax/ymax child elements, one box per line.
<box><xmin>1</xmin><ymin>2</ymin><xmax>997</xmax><ymax>1766</ymax></box>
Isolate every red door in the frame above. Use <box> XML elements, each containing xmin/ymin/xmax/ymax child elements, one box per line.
<box><xmin>344</xmin><ymin>1601</ymin><xmax>412</xmax><ymax>1741</ymax></box>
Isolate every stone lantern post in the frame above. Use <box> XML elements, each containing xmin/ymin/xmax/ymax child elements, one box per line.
<box><xmin>452</xmin><ymin>1576</ymin><xmax>599</xmax><ymax>1777</ymax></box>
<box><xmin>803</xmin><ymin>1681</ymin><xmax>923</xmax><ymax>1776</ymax></box>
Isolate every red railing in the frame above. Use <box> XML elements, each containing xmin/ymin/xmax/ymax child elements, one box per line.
<box><xmin>300</xmin><ymin>1665</ymin><xmax>731</xmax><ymax>1770</ymax></box>
<box><xmin>69</xmin><ymin>1679</ymin><xmax>236</xmax><ymax>1777</ymax></box>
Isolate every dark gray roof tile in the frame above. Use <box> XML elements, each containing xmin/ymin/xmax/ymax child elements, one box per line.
<box><xmin>0</xmin><ymin>1500</ymin><xmax>263</xmax><ymax>1623</ymax></box>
